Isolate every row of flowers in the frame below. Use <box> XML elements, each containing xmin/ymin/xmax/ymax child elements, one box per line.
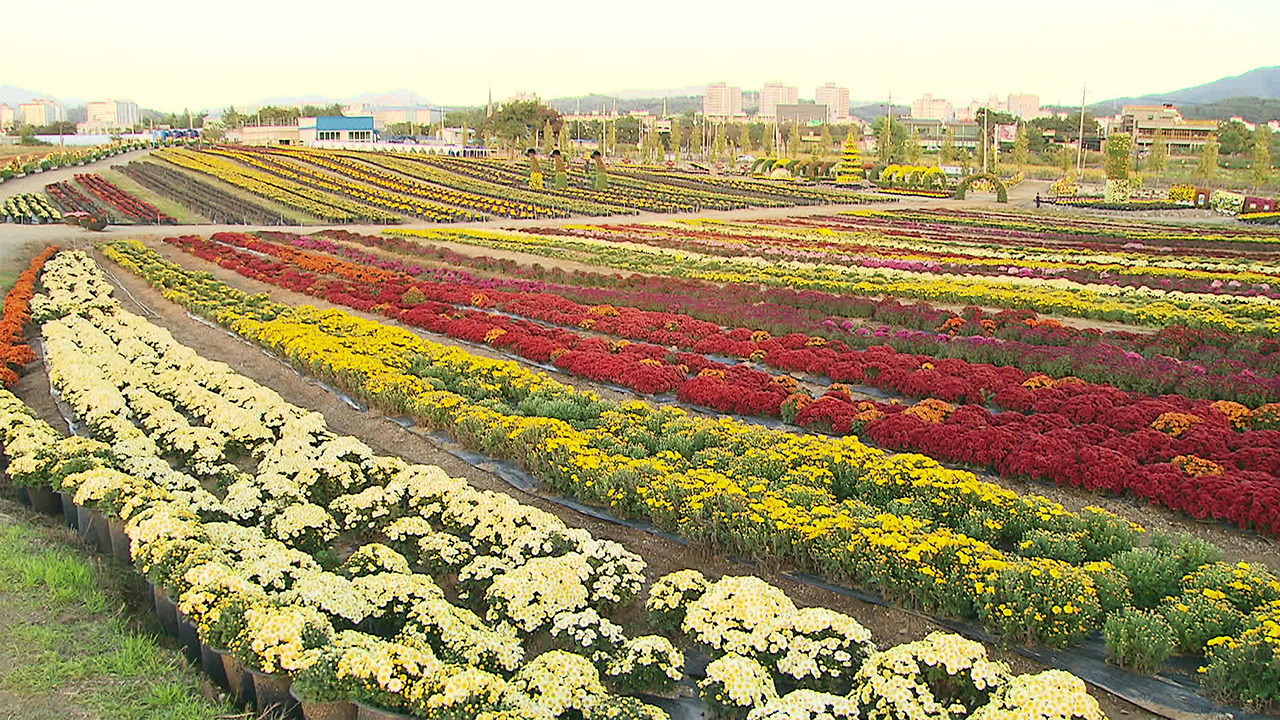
<box><xmin>117</xmin><ymin>160</ymin><xmax>298</xmax><ymax>225</ymax></box>
<box><xmin>205</xmin><ymin>147</ymin><xmax>482</xmax><ymax>223</ymax></box>
<box><xmin>828</xmin><ymin>208</ymin><xmax>1280</xmax><ymax>249</ymax></box>
<box><xmin>307</xmin><ymin>227</ymin><xmax>1280</xmax><ymax>390</ymax></box>
<box><xmin>45</xmin><ymin>180</ymin><xmax>110</xmax><ymax>219</ymax></box>
<box><xmin>156</xmin><ymin>147</ymin><xmax>391</xmax><ymax>223</ymax></box>
<box><xmin>73</xmin><ymin>173</ymin><xmax>174</xmax><ymax>224</ymax></box>
<box><xmin>102</xmin><ymin>237</ymin><xmax>1280</xmax><ymax>702</ymax></box>
<box><xmin>7</xmin><ymin>249</ymin><xmax>1111</xmax><ymax>718</ymax></box>
<box><xmin>252</xmin><ymin>146</ymin><xmax>570</xmax><ymax>220</ymax></box>
<box><xmin>383</xmin><ymin>225</ymin><xmax>1280</xmax><ymax>337</ymax></box>
<box><xmin>0</xmin><ymin>140</ymin><xmax>151</xmax><ymax>180</ymax></box>
<box><xmin>509</xmin><ymin>222</ymin><xmax>1280</xmax><ymax>332</ymax></box>
<box><xmin>1</xmin><ymin>193</ymin><xmax>61</xmax><ymax>223</ymax></box>
<box><xmin>0</xmin><ymin>247</ymin><xmax>57</xmax><ymax>386</ymax></box>
<box><xmin>538</xmin><ymin>215</ymin><xmax>1280</xmax><ymax>301</ymax></box>
<box><xmin>178</xmin><ymin>232</ymin><xmax>1280</xmax><ymax>536</ymax></box>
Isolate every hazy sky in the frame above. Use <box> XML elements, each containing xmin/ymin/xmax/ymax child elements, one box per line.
<box><xmin>11</xmin><ymin>0</ymin><xmax>1279</xmax><ymax>111</ymax></box>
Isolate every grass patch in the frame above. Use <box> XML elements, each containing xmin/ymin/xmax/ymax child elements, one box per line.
<box><xmin>0</xmin><ymin>499</ymin><xmax>236</xmax><ymax>719</ymax></box>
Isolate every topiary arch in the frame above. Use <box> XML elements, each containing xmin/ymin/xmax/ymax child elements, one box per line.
<box><xmin>954</xmin><ymin>173</ymin><xmax>1008</xmax><ymax>203</ymax></box>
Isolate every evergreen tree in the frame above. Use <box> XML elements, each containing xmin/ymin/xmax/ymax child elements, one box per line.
<box><xmin>541</xmin><ymin>120</ymin><xmax>554</xmax><ymax>155</ymax></box>
<box><xmin>905</xmin><ymin>130</ymin><xmax>923</xmax><ymax>164</ymax></box>
<box><xmin>558</xmin><ymin>123</ymin><xmax>571</xmax><ymax>155</ymax></box>
<box><xmin>606</xmin><ymin>121</ymin><xmax>617</xmax><ymax>156</ymax></box>
<box><xmin>820</xmin><ymin>124</ymin><xmax>834</xmax><ymax>160</ymax></box>
<box><xmin>940</xmin><ymin>129</ymin><xmax>956</xmax><ymax>164</ymax></box>
<box><xmin>1252</xmin><ymin>125</ymin><xmax>1272</xmax><ymax>188</ymax></box>
<box><xmin>669</xmin><ymin>119</ymin><xmax>683</xmax><ymax>162</ymax></box>
<box><xmin>1198</xmin><ymin>135</ymin><xmax>1220</xmax><ymax>181</ymax></box>
<box><xmin>1148</xmin><ymin>129</ymin><xmax>1169</xmax><ymax>173</ymax></box>
<box><xmin>1012</xmin><ymin>124</ymin><xmax>1030</xmax><ymax>167</ymax></box>
<box><xmin>713</xmin><ymin>122</ymin><xmax>728</xmax><ymax>162</ymax></box>
<box><xmin>739</xmin><ymin>124</ymin><xmax>753</xmax><ymax>153</ymax></box>
<box><xmin>763</xmin><ymin>126</ymin><xmax>775</xmax><ymax>156</ymax></box>
<box><xmin>786</xmin><ymin>123</ymin><xmax>800</xmax><ymax>158</ymax></box>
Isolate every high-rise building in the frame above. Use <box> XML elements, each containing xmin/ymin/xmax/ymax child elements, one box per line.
<box><xmin>759</xmin><ymin>82</ymin><xmax>798</xmax><ymax>119</ymax></box>
<box><xmin>815</xmin><ymin>83</ymin><xmax>850</xmax><ymax>123</ymax></box>
<box><xmin>0</xmin><ymin>104</ymin><xmax>14</xmax><ymax>130</ymax></box>
<box><xmin>1006</xmin><ymin>94</ymin><xmax>1043</xmax><ymax>120</ymax></box>
<box><xmin>703</xmin><ymin>82</ymin><xmax>743</xmax><ymax>119</ymax></box>
<box><xmin>86</xmin><ymin>100</ymin><xmax>140</xmax><ymax>129</ymax></box>
<box><xmin>910</xmin><ymin>94</ymin><xmax>954</xmax><ymax>121</ymax></box>
<box><xmin>19</xmin><ymin>99</ymin><xmax>64</xmax><ymax>126</ymax></box>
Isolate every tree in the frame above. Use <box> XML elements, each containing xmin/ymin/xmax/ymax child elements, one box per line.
<box><xmin>1216</xmin><ymin>120</ymin><xmax>1252</xmax><ymax>155</ymax></box>
<box><xmin>763</xmin><ymin>126</ymin><xmax>775</xmax><ymax>156</ymax></box>
<box><xmin>222</xmin><ymin>106</ymin><xmax>245</xmax><ymax>129</ymax></box>
<box><xmin>1147</xmin><ymin>129</ymin><xmax>1169</xmax><ymax>173</ymax></box>
<box><xmin>738</xmin><ymin>124</ymin><xmax>753</xmax><ymax>153</ymax></box>
<box><xmin>558</xmin><ymin>122</ymin><xmax>572</xmax><ymax>155</ymax></box>
<box><xmin>541</xmin><ymin>120</ymin><xmax>554</xmax><ymax>155</ymax></box>
<box><xmin>606</xmin><ymin>121</ymin><xmax>617</xmax><ymax>156</ymax></box>
<box><xmin>905</xmin><ymin>130</ymin><xmax>923</xmax><ymax>164</ymax></box>
<box><xmin>940</xmin><ymin>129</ymin><xmax>956</xmax><ymax>164</ymax></box>
<box><xmin>819</xmin><ymin>124</ymin><xmax>834</xmax><ymax>160</ymax></box>
<box><xmin>713</xmin><ymin>122</ymin><xmax>728</xmax><ymax>162</ymax></box>
<box><xmin>1011</xmin><ymin>124</ymin><xmax>1030</xmax><ymax>167</ymax></box>
<box><xmin>1198</xmin><ymin>135</ymin><xmax>1220</xmax><ymax>181</ymax></box>
<box><xmin>1252</xmin><ymin>124</ymin><xmax>1273</xmax><ymax>188</ymax></box>
<box><xmin>689</xmin><ymin>120</ymin><xmax>704</xmax><ymax>157</ymax></box>
<box><xmin>785</xmin><ymin>123</ymin><xmax>800</xmax><ymax>158</ymax></box>
<box><xmin>669</xmin><ymin>118</ymin><xmax>683</xmax><ymax>162</ymax></box>
<box><xmin>873</xmin><ymin>115</ymin><xmax>906</xmax><ymax>164</ymax></box>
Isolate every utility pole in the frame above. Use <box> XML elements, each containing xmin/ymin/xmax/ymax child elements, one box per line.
<box><xmin>982</xmin><ymin>108</ymin><xmax>988</xmax><ymax>173</ymax></box>
<box><xmin>1076</xmin><ymin>83</ymin><xmax>1087</xmax><ymax>174</ymax></box>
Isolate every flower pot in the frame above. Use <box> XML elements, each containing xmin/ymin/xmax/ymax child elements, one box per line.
<box><xmin>28</xmin><ymin>486</ymin><xmax>61</xmax><ymax>515</ymax></box>
<box><xmin>16</xmin><ymin>487</ymin><xmax>30</xmax><ymax>506</ymax></box>
<box><xmin>291</xmin><ymin>686</ymin><xmax>356</xmax><ymax>720</ymax></box>
<box><xmin>201</xmin><ymin>643</ymin><xmax>229</xmax><ymax>689</ymax></box>
<box><xmin>108</xmin><ymin>517</ymin><xmax>131</xmax><ymax>566</ymax></box>
<box><xmin>249</xmin><ymin>669</ymin><xmax>298</xmax><ymax>716</ymax></box>
<box><xmin>76</xmin><ymin>505</ymin><xmax>94</xmax><ymax>543</ymax></box>
<box><xmin>89</xmin><ymin>509</ymin><xmax>112</xmax><ymax>555</ymax></box>
<box><xmin>153</xmin><ymin>586</ymin><xmax>179</xmax><ymax>637</ymax></box>
<box><xmin>221</xmin><ymin>651</ymin><xmax>254</xmax><ymax>705</ymax></box>
<box><xmin>59</xmin><ymin>492</ymin><xmax>77</xmax><ymax>529</ymax></box>
<box><xmin>176</xmin><ymin>612</ymin><xmax>202</xmax><ymax>664</ymax></box>
<box><xmin>354</xmin><ymin>701</ymin><xmax>416</xmax><ymax>720</ymax></box>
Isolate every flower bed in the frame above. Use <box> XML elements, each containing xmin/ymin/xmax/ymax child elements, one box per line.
<box><xmin>0</xmin><ymin>247</ymin><xmax>57</xmax><ymax>386</ymax></box>
<box><xmin>0</xmin><ymin>249</ymin><xmax>1114</xmax><ymax>718</ymax></box>
<box><xmin>74</xmin><ymin>173</ymin><xmax>175</xmax><ymax>224</ymax></box>
<box><xmin>1</xmin><ymin>193</ymin><xmax>61</xmax><ymax>223</ymax></box>
<box><xmin>102</xmin><ymin>239</ymin><xmax>1280</xmax><ymax>704</ymax></box>
<box><xmin>116</xmin><ymin>160</ymin><xmax>297</xmax><ymax>225</ymax></box>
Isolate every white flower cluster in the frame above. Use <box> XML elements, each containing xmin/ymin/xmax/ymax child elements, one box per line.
<box><xmin>850</xmin><ymin>631</ymin><xmax>1011</xmax><ymax>720</ymax></box>
<box><xmin>550</xmin><ymin>608</ymin><xmax>627</xmax><ymax>662</ymax></box>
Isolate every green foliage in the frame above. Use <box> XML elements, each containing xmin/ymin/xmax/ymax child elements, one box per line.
<box><xmin>1111</xmin><ymin>547</ymin><xmax>1182</xmax><ymax>608</ymax></box>
<box><xmin>1148</xmin><ymin>129</ymin><xmax>1170</xmax><ymax>172</ymax></box>
<box><xmin>1103</xmin><ymin>608</ymin><xmax>1175</xmax><ymax>674</ymax></box>
<box><xmin>1252</xmin><ymin>124</ymin><xmax>1272</xmax><ymax>187</ymax></box>
<box><xmin>1159</xmin><ymin>591</ymin><xmax>1244</xmax><ymax>654</ymax></box>
<box><xmin>1105</xmin><ymin>132</ymin><xmax>1133</xmax><ymax>180</ymax></box>
<box><xmin>1198</xmin><ymin>136</ymin><xmax>1221</xmax><ymax>181</ymax></box>
<box><xmin>1017</xmin><ymin>529</ymin><xmax>1085</xmax><ymax>563</ymax></box>
<box><xmin>1011</xmin><ymin>124</ymin><xmax>1030</xmax><ymax>167</ymax></box>
<box><xmin>669</xmin><ymin>119</ymin><xmax>683</xmax><ymax>161</ymax></box>
<box><xmin>1202</xmin><ymin>603</ymin><xmax>1280</xmax><ymax>712</ymax></box>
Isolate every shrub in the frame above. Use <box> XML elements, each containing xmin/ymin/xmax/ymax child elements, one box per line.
<box><xmin>1160</xmin><ymin>592</ymin><xmax>1244</xmax><ymax>654</ymax></box>
<box><xmin>978</xmin><ymin>559</ymin><xmax>1102</xmax><ymax>646</ymax></box>
<box><xmin>849</xmin><ymin>632</ymin><xmax>1010</xmax><ymax>720</ymax></box>
<box><xmin>1103</xmin><ymin>608</ymin><xmax>1175</xmax><ymax>674</ymax></box>
<box><xmin>699</xmin><ymin>654</ymin><xmax>778</xmax><ymax>720</ymax></box>
<box><xmin>1111</xmin><ymin>547</ymin><xmax>1182</xmax><ymax>608</ymax></box>
<box><xmin>1202</xmin><ymin>601</ymin><xmax>1280</xmax><ymax>712</ymax></box>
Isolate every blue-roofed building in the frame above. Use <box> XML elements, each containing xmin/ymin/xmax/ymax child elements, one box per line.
<box><xmin>298</xmin><ymin>116</ymin><xmax>375</xmax><ymax>145</ymax></box>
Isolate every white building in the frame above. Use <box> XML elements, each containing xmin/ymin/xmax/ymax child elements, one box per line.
<box><xmin>1006</xmin><ymin>94</ymin><xmax>1045</xmax><ymax>120</ymax></box>
<box><xmin>704</xmin><ymin>82</ymin><xmax>744</xmax><ymax>119</ymax></box>
<box><xmin>80</xmin><ymin>99</ymin><xmax>141</xmax><ymax>133</ymax></box>
<box><xmin>0</xmin><ymin>104</ymin><xmax>14</xmax><ymax>131</ymax></box>
<box><xmin>910</xmin><ymin>94</ymin><xmax>954</xmax><ymax>121</ymax></box>
<box><xmin>19</xmin><ymin>99</ymin><xmax>64</xmax><ymax>126</ymax></box>
<box><xmin>815</xmin><ymin>83</ymin><xmax>850</xmax><ymax>123</ymax></box>
<box><xmin>759</xmin><ymin>82</ymin><xmax>798</xmax><ymax>119</ymax></box>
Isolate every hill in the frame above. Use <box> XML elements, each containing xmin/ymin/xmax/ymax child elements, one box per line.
<box><xmin>1099</xmin><ymin>67</ymin><xmax>1280</xmax><ymax>109</ymax></box>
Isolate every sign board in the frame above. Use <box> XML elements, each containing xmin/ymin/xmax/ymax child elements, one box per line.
<box><xmin>995</xmin><ymin>124</ymin><xmax>1018</xmax><ymax>143</ymax></box>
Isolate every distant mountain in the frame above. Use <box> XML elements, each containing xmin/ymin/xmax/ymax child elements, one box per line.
<box><xmin>608</xmin><ymin>85</ymin><xmax>705</xmax><ymax>100</ymax></box>
<box><xmin>0</xmin><ymin>84</ymin><xmax>84</xmax><ymax>109</ymax></box>
<box><xmin>547</xmin><ymin>94</ymin><xmax>703</xmax><ymax>116</ymax></box>
<box><xmin>1101</xmin><ymin>66</ymin><xmax>1280</xmax><ymax>107</ymax></box>
<box><xmin>241</xmin><ymin>89</ymin><xmax>440</xmax><ymax>110</ymax></box>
